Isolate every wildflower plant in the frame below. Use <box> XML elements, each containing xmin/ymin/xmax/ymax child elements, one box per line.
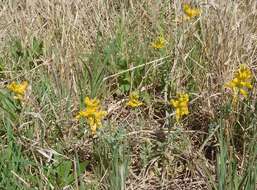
<box><xmin>76</xmin><ymin>97</ymin><xmax>107</xmax><ymax>134</ymax></box>
<box><xmin>170</xmin><ymin>93</ymin><xmax>189</xmax><ymax>122</ymax></box>
<box><xmin>7</xmin><ymin>81</ymin><xmax>28</xmax><ymax>101</ymax></box>
<box><xmin>183</xmin><ymin>3</ymin><xmax>201</xmax><ymax>20</ymax></box>
<box><xmin>126</xmin><ymin>91</ymin><xmax>143</xmax><ymax>108</ymax></box>
<box><xmin>225</xmin><ymin>64</ymin><xmax>253</xmax><ymax>102</ymax></box>
<box><xmin>151</xmin><ymin>36</ymin><xmax>165</xmax><ymax>49</ymax></box>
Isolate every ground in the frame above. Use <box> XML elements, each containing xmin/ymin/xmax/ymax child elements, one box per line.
<box><xmin>0</xmin><ymin>0</ymin><xmax>256</xmax><ymax>189</ymax></box>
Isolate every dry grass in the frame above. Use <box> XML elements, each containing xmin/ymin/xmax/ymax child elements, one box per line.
<box><xmin>0</xmin><ymin>0</ymin><xmax>256</xmax><ymax>189</ymax></box>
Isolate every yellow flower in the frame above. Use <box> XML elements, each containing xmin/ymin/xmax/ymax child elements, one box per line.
<box><xmin>126</xmin><ymin>92</ymin><xmax>143</xmax><ymax>108</ymax></box>
<box><xmin>151</xmin><ymin>36</ymin><xmax>165</xmax><ymax>49</ymax></box>
<box><xmin>88</xmin><ymin>120</ymin><xmax>97</xmax><ymax>134</ymax></box>
<box><xmin>86</xmin><ymin>111</ymin><xmax>107</xmax><ymax>134</ymax></box>
<box><xmin>183</xmin><ymin>3</ymin><xmax>201</xmax><ymax>19</ymax></box>
<box><xmin>170</xmin><ymin>93</ymin><xmax>189</xmax><ymax>122</ymax></box>
<box><xmin>75</xmin><ymin>110</ymin><xmax>91</xmax><ymax>119</ymax></box>
<box><xmin>84</xmin><ymin>97</ymin><xmax>100</xmax><ymax>110</ymax></box>
<box><xmin>225</xmin><ymin>64</ymin><xmax>253</xmax><ymax>98</ymax></box>
<box><xmin>7</xmin><ymin>81</ymin><xmax>28</xmax><ymax>100</ymax></box>
<box><xmin>76</xmin><ymin>96</ymin><xmax>107</xmax><ymax>134</ymax></box>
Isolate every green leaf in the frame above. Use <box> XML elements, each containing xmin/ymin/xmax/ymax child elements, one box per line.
<box><xmin>57</xmin><ymin>160</ymin><xmax>72</xmax><ymax>179</ymax></box>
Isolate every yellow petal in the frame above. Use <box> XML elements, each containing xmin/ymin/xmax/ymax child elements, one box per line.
<box><xmin>87</xmin><ymin>117</ymin><xmax>95</xmax><ymax>127</ymax></box>
<box><xmin>171</xmin><ymin>93</ymin><xmax>189</xmax><ymax>122</ymax></box>
<box><xmin>127</xmin><ymin>92</ymin><xmax>143</xmax><ymax>108</ymax></box>
<box><xmin>239</xmin><ymin>89</ymin><xmax>248</xmax><ymax>97</ymax></box>
<box><xmin>183</xmin><ymin>3</ymin><xmax>201</xmax><ymax>18</ymax></box>
<box><xmin>151</xmin><ymin>36</ymin><xmax>165</xmax><ymax>49</ymax></box>
<box><xmin>76</xmin><ymin>110</ymin><xmax>88</xmax><ymax>119</ymax></box>
<box><xmin>127</xmin><ymin>100</ymin><xmax>143</xmax><ymax>108</ymax></box>
<box><xmin>240</xmin><ymin>82</ymin><xmax>252</xmax><ymax>89</ymax></box>
<box><xmin>84</xmin><ymin>96</ymin><xmax>100</xmax><ymax>109</ymax></box>
<box><xmin>181</xmin><ymin>107</ymin><xmax>189</xmax><ymax>116</ymax></box>
<box><xmin>7</xmin><ymin>81</ymin><xmax>28</xmax><ymax>95</ymax></box>
<box><xmin>170</xmin><ymin>100</ymin><xmax>179</xmax><ymax>107</ymax></box>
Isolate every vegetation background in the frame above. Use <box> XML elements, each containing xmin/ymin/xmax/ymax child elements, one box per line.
<box><xmin>0</xmin><ymin>0</ymin><xmax>256</xmax><ymax>189</ymax></box>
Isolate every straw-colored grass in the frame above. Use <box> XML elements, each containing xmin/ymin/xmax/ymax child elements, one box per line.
<box><xmin>0</xmin><ymin>0</ymin><xmax>256</xmax><ymax>189</ymax></box>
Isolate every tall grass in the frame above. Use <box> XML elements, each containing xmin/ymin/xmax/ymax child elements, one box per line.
<box><xmin>0</xmin><ymin>0</ymin><xmax>256</xmax><ymax>189</ymax></box>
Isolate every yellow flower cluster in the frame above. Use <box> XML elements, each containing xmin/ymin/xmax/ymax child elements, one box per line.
<box><xmin>126</xmin><ymin>92</ymin><xmax>143</xmax><ymax>108</ymax></box>
<box><xmin>151</xmin><ymin>36</ymin><xmax>165</xmax><ymax>49</ymax></box>
<box><xmin>225</xmin><ymin>64</ymin><xmax>253</xmax><ymax>98</ymax></box>
<box><xmin>170</xmin><ymin>93</ymin><xmax>189</xmax><ymax>122</ymax></box>
<box><xmin>183</xmin><ymin>3</ymin><xmax>201</xmax><ymax>19</ymax></box>
<box><xmin>7</xmin><ymin>81</ymin><xmax>28</xmax><ymax>100</ymax></box>
<box><xmin>76</xmin><ymin>97</ymin><xmax>107</xmax><ymax>134</ymax></box>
